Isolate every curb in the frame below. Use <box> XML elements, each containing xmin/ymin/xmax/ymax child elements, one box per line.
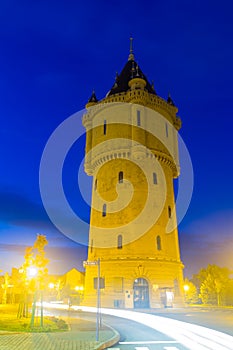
<box><xmin>94</xmin><ymin>323</ymin><xmax>120</xmax><ymax>350</ymax></box>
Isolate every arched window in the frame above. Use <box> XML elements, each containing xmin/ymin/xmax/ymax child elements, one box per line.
<box><xmin>119</xmin><ymin>171</ymin><xmax>123</xmax><ymax>183</ymax></box>
<box><xmin>153</xmin><ymin>172</ymin><xmax>157</xmax><ymax>184</ymax></box>
<box><xmin>102</xmin><ymin>204</ymin><xmax>107</xmax><ymax>217</ymax></box>
<box><xmin>168</xmin><ymin>206</ymin><xmax>171</xmax><ymax>218</ymax></box>
<box><xmin>137</xmin><ymin>110</ymin><xmax>141</xmax><ymax>126</ymax></box>
<box><xmin>165</xmin><ymin>122</ymin><xmax>169</xmax><ymax>137</ymax></box>
<box><xmin>156</xmin><ymin>235</ymin><xmax>161</xmax><ymax>250</ymax></box>
<box><xmin>117</xmin><ymin>235</ymin><xmax>123</xmax><ymax>249</ymax></box>
<box><xmin>103</xmin><ymin>120</ymin><xmax>107</xmax><ymax>135</ymax></box>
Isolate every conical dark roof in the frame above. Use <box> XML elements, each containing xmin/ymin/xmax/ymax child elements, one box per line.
<box><xmin>167</xmin><ymin>93</ymin><xmax>175</xmax><ymax>106</ymax></box>
<box><xmin>107</xmin><ymin>59</ymin><xmax>156</xmax><ymax>96</ymax></box>
<box><xmin>88</xmin><ymin>91</ymin><xmax>98</xmax><ymax>103</ymax></box>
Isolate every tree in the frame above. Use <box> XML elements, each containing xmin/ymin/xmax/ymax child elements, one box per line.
<box><xmin>224</xmin><ymin>279</ymin><xmax>233</xmax><ymax>306</ymax></box>
<box><xmin>30</xmin><ymin>234</ymin><xmax>49</xmax><ymax>327</ymax></box>
<box><xmin>18</xmin><ymin>234</ymin><xmax>49</xmax><ymax>327</ymax></box>
<box><xmin>18</xmin><ymin>247</ymin><xmax>36</xmax><ymax>318</ymax></box>
<box><xmin>193</xmin><ymin>264</ymin><xmax>230</xmax><ymax>306</ymax></box>
<box><xmin>2</xmin><ymin>273</ymin><xmax>10</xmax><ymax>304</ymax></box>
<box><xmin>183</xmin><ymin>278</ymin><xmax>199</xmax><ymax>304</ymax></box>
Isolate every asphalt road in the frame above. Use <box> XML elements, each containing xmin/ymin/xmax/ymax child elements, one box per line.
<box><xmin>100</xmin><ymin>313</ymin><xmax>188</xmax><ymax>350</ymax></box>
<box><xmin>49</xmin><ymin>308</ymin><xmax>189</xmax><ymax>350</ymax></box>
<box><xmin>76</xmin><ymin>308</ymin><xmax>233</xmax><ymax>350</ymax></box>
<box><xmin>151</xmin><ymin>307</ymin><xmax>233</xmax><ymax>337</ymax></box>
<box><xmin>45</xmin><ymin>306</ymin><xmax>233</xmax><ymax>350</ymax></box>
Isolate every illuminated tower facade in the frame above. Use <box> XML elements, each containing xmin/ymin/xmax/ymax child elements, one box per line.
<box><xmin>82</xmin><ymin>41</ymin><xmax>184</xmax><ymax>308</ymax></box>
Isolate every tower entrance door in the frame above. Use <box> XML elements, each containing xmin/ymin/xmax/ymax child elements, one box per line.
<box><xmin>133</xmin><ymin>278</ymin><xmax>149</xmax><ymax>308</ymax></box>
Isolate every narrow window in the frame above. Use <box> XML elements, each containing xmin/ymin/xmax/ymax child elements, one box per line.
<box><xmin>102</xmin><ymin>204</ymin><xmax>107</xmax><ymax>217</ymax></box>
<box><xmin>153</xmin><ymin>172</ymin><xmax>157</xmax><ymax>184</ymax></box>
<box><xmin>90</xmin><ymin>239</ymin><xmax>93</xmax><ymax>253</ymax></box>
<box><xmin>119</xmin><ymin>171</ymin><xmax>123</xmax><ymax>183</ymax></box>
<box><xmin>117</xmin><ymin>235</ymin><xmax>123</xmax><ymax>249</ymax></box>
<box><xmin>94</xmin><ymin>178</ymin><xmax>97</xmax><ymax>190</ymax></box>
<box><xmin>165</xmin><ymin>122</ymin><xmax>169</xmax><ymax>137</ymax></box>
<box><xmin>156</xmin><ymin>235</ymin><xmax>162</xmax><ymax>250</ymax></box>
<box><xmin>103</xmin><ymin>120</ymin><xmax>107</xmax><ymax>135</ymax></box>
<box><xmin>137</xmin><ymin>110</ymin><xmax>141</xmax><ymax>126</ymax></box>
<box><xmin>168</xmin><ymin>206</ymin><xmax>171</xmax><ymax>218</ymax></box>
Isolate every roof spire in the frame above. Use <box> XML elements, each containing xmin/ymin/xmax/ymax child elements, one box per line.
<box><xmin>128</xmin><ymin>36</ymin><xmax>135</xmax><ymax>61</ymax></box>
<box><xmin>88</xmin><ymin>90</ymin><xmax>98</xmax><ymax>103</ymax></box>
<box><xmin>167</xmin><ymin>92</ymin><xmax>175</xmax><ymax>106</ymax></box>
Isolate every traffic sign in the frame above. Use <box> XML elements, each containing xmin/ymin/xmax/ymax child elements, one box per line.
<box><xmin>83</xmin><ymin>260</ymin><xmax>98</xmax><ymax>266</ymax></box>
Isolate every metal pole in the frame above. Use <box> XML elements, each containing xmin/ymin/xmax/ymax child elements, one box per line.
<box><xmin>96</xmin><ymin>258</ymin><xmax>100</xmax><ymax>341</ymax></box>
<box><xmin>98</xmin><ymin>258</ymin><xmax>101</xmax><ymax>328</ymax></box>
<box><xmin>40</xmin><ymin>290</ymin><xmax>43</xmax><ymax>327</ymax></box>
<box><xmin>30</xmin><ymin>290</ymin><xmax>37</xmax><ymax>328</ymax></box>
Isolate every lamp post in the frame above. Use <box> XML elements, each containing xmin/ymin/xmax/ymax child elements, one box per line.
<box><xmin>183</xmin><ymin>284</ymin><xmax>190</xmax><ymax>304</ymax></box>
<box><xmin>83</xmin><ymin>258</ymin><xmax>101</xmax><ymax>341</ymax></box>
<box><xmin>96</xmin><ymin>258</ymin><xmax>100</xmax><ymax>340</ymax></box>
<box><xmin>27</xmin><ymin>266</ymin><xmax>38</xmax><ymax>328</ymax></box>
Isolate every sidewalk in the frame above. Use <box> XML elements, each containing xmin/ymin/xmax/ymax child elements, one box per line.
<box><xmin>0</xmin><ymin>317</ymin><xmax>120</xmax><ymax>350</ymax></box>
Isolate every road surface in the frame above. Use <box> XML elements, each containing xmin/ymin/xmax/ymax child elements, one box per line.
<box><xmin>43</xmin><ymin>304</ymin><xmax>233</xmax><ymax>350</ymax></box>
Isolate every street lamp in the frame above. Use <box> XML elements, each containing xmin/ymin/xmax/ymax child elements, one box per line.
<box><xmin>28</xmin><ymin>266</ymin><xmax>38</xmax><ymax>328</ymax></box>
<box><xmin>74</xmin><ymin>286</ymin><xmax>84</xmax><ymax>292</ymax></box>
<box><xmin>27</xmin><ymin>266</ymin><xmax>38</xmax><ymax>279</ymax></box>
<box><xmin>183</xmin><ymin>284</ymin><xmax>190</xmax><ymax>304</ymax></box>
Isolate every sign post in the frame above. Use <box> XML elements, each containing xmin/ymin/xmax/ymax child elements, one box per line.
<box><xmin>83</xmin><ymin>259</ymin><xmax>101</xmax><ymax>341</ymax></box>
<box><xmin>97</xmin><ymin>258</ymin><xmax>100</xmax><ymax>338</ymax></box>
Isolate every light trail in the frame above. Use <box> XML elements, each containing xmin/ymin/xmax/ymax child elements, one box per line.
<box><xmin>42</xmin><ymin>303</ymin><xmax>233</xmax><ymax>350</ymax></box>
<box><xmin>119</xmin><ymin>341</ymin><xmax>179</xmax><ymax>344</ymax></box>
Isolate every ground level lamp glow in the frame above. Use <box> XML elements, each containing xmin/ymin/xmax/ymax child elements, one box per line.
<box><xmin>28</xmin><ymin>266</ymin><xmax>38</xmax><ymax>328</ymax></box>
<box><xmin>48</xmin><ymin>282</ymin><xmax>55</xmax><ymax>289</ymax></box>
<box><xmin>183</xmin><ymin>284</ymin><xmax>190</xmax><ymax>303</ymax></box>
<box><xmin>74</xmin><ymin>286</ymin><xmax>84</xmax><ymax>292</ymax></box>
<box><xmin>48</xmin><ymin>282</ymin><xmax>55</xmax><ymax>300</ymax></box>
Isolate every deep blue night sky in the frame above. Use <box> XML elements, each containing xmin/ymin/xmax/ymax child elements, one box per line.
<box><xmin>1</xmin><ymin>0</ymin><xmax>233</xmax><ymax>277</ymax></box>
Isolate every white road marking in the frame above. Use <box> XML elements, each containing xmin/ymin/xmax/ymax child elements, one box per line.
<box><xmin>45</xmin><ymin>304</ymin><xmax>233</xmax><ymax>350</ymax></box>
<box><xmin>108</xmin><ymin>347</ymin><xmax>180</xmax><ymax>350</ymax></box>
<box><xmin>119</xmin><ymin>341</ymin><xmax>179</xmax><ymax>344</ymax></box>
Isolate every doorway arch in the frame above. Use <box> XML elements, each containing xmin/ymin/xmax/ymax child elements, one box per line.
<box><xmin>133</xmin><ymin>278</ymin><xmax>149</xmax><ymax>308</ymax></box>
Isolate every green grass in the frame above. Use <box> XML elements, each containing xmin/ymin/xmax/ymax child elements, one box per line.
<box><xmin>0</xmin><ymin>305</ymin><xmax>68</xmax><ymax>333</ymax></box>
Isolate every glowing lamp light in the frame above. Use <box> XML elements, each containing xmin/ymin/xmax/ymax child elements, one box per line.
<box><xmin>74</xmin><ymin>286</ymin><xmax>84</xmax><ymax>291</ymax></box>
<box><xmin>49</xmin><ymin>283</ymin><xmax>55</xmax><ymax>289</ymax></box>
<box><xmin>183</xmin><ymin>284</ymin><xmax>190</xmax><ymax>292</ymax></box>
<box><xmin>27</xmin><ymin>266</ymin><xmax>38</xmax><ymax>278</ymax></box>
